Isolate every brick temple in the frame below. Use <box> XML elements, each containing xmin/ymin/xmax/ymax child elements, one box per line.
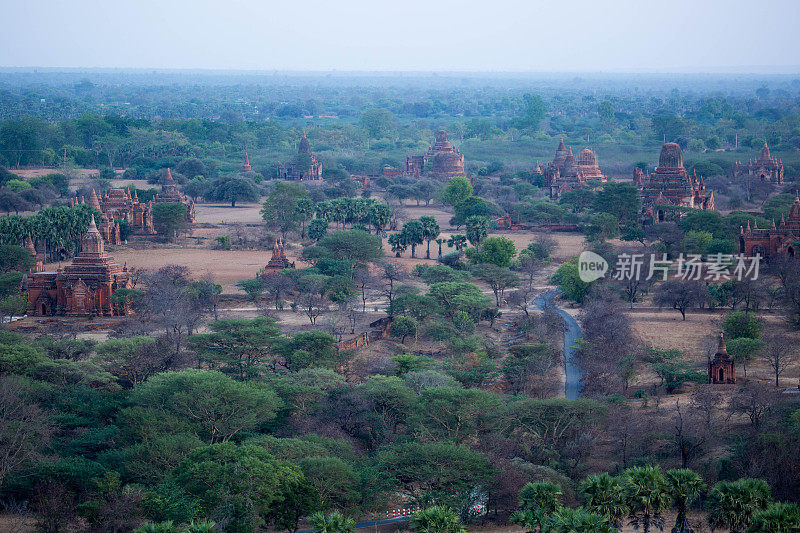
<box><xmin>733</xmin><ymin>141</ymin><xmax>783</xmax><ymax>184</ymax></box>
<box><xmin>154</xmin><ymin>168</ymin><xmax>196</xmax><ymax>223</ymax></box>
<box><xmin>23</xmin><ymin>215</ymin><xmax>134</xmax><ymax>317</ymax></box>
<box><xmin>542</xmin><ymin>139</ymin><xmax>606</xmax><ymax>198</ymax></box>
<box><xmin>739</xmin><ymin>192</ymin><xmax>800</xmax><ymax>260</ymax></box>
<box><xmin>639</xmin><ymin>142</ymin><xmax>714</xmax><ymax>223</ymax></box>
<box><xmin>24</xmin><ymin>233</ymin><xmax>44</xmax><ymax>273</ymax></box>
<box><xmin>71</xmin><ymin>188</ymin><xmax>155</xmax><ymax>243</ymax></box>
<box><xmin>708</xmin><ymin>333</ymin><xmax>736</xmax><ymax>384</ymax></box>
<box><xmin>262</xmin><ymin>239</ymin><xmax>295</xmax><ymax>276</ymax></box>
<box><xmin>276</xmin><ymin>132</ymin><xmax>323</xmax><ymax>180</ymax></box>
<box><xmin>406</xmin><ymin>130</ymin><xmax>465</xmax><ymax>179</ymax></box>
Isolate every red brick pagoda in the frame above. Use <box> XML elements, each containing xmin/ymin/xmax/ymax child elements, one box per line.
<box><xmin>740</xmin><ymin>192</ymin><xmax>800</xmax><ymax>260</ymax></box>
<box><xmin>708</xmin><ymin>333</ymin><xmax>736</xmax><ymax>384</ymax></box>
<box><xmin>262</xmin><ymin>239</ymin><xmax>295</xmax><ymax>276</ymax></box>
<box><xmin>23</xmin><ymin>215</ymin><xmax>134</xmax><ymax>317</ymax></box>
<box><xmin>24</xmin><ymin>234</ymin><xmax>44</xmax><ymax>273</ymax></box>
<box><xmin>543</xmin><ymin>140</ymin><xmax>606</xmax><ymax>198</ymax></box>
<box><xmin>154</xmin><ymin>168</ymin><xmax>196</xmax><ymax>223</ymax></box>
<box><xmin>276</xmin><ymin>132</ymin><xmax>323</xmax><ymax>181</ymax></box>
<box><xmin>733</xmin><ymin>141</ymin><xmax>784</xmax><ymax>184</ymax></box>
<box><xmin>639</xmin><ymin>142</ymin><xmax>714</xmax><ymax>223</ymax></box>
<box><xmin>71</xmin><ymin>187</ymin><xmax>155</xmax><ymax>238</ymax></box>
<box><xmin>406</xmin><ymin>130</ymin><xmax>466</xmax><ymax>179</ymax></box>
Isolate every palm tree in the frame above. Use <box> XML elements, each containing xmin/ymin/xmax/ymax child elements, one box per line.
<box><xmin>706</xmin><ymin>478</ymin><xmax>771</xmax><ymax>533</ymax></box>
<box><xmin>665</xmin><ymin>469</ymin><xmax>705</xmax><ymax>533</ymax></box>
<box><xmin>511</xmin><ymin>482</ymin><xmax>563</xmax><ymax>532</ymax></box>
<box><xmin>747</xmin><ymin>502</ymin><xmax>800</xmax><ymax>532</ymax></box>
<box><xmin>580</xmin><ymin>472</ymin><xmax>628</xmax><ymax>529</ymax></box>
<box><xmin>435</xmin><ymin>237</ymin><xmax>445</xmax><ymax>258</ymax></box>
<box><xmin>419</xmin><ymin>215</ymin><xmax>440</xmax><ymax>259</ymax></box>
<box><xmin>545</xmin><ymin>507</ymin><xmax>615</xmax><ymax>533</ymax></box>
<box><xmin>409</xmin><ymin>506</ymin><xmax>466</xmax><ymax>533</ymax></box>
<box><xmin>622</xmin><ymin>466</ymin><xmax>671</xmax><ymax>533</ymax></box>
<box><xmin>183</xmin><ymin>522</ymin><xmax>216</xmax><ymax>533</ymax></box>
<box><xmin>309</xmin><ymin>511</ymin><xmax>355</xmax><ymax>533</ymax></box>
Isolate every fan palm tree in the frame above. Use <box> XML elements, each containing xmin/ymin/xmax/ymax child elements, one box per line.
<box><xmin>309</xmin><ymin>511</ymin><xmax>356</xmax><ymax>533</ymax></box>
<box><xmin>622</xmin><ymin>466</ymin><xmax>671</xmax><ymax>533</ymax></box>
<box><xmin>580</xmin><ymin>472</ymin><xmax>628</xmax><ymax>529</ymax></box>
<box><xmin>706</xmin><ymin>478</ymin><xmax>771</xmax><ymax>533</ymax></box>
<box><xmin>419</xmin><ymin>215</ymin><xmax>440</xmax><ymax>259</ymax></box>
<box><xmin>747</xmin><ymin>502</ymin><xmax>800</xmax><ymax>532</ymax></box>
<box><xmin>665</xmin><ymin>469</ymin><xmax>705</xmax><ymax>533</ymax></box>
<box><xmin>434</xmin><ymin>237</ymin><xmax>445</xmax><ymax>258</ymax></box>
<box><xmin>409</xmin><ymin>506</ymin><xmax>466</xmax><ymax>533</ymax></box>
<box><xmin>545</xmin><ymin>507</ymin><xmax>615</xmax><ymax>533</ymax></box>
<box><xmin>511</xmin><ymin>482</ymin><xmax>563</xmax><ymax>532</ymax></box>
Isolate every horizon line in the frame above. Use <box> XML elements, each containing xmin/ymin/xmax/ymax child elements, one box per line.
<box><xmin>2</xmin><ymin>66</ymin><xmax>800</xmax><ymax>76</ymax></box>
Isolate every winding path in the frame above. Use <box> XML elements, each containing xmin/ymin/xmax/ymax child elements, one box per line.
<box><xmin>534</xmin><ymin>289</ymin><xmax>583</xmax><ymax>399</ymax></box>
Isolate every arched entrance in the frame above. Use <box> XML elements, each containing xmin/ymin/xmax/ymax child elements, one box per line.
<box><xmin>718</xmin><ymin>368</ymin><xmax>725</xmax><ymax>382</ymax></box>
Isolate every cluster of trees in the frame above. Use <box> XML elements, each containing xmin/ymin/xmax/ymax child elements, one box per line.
<box><xmin>508</xmin><ymin>467</ymin><xmax>800</xmax><ymax>533</ymax></box>
<box><xmin>0</xmin><ymin>203</ymin><xmax>97</xmax><ymax>260</ymax></box>
<box><xmin>261</xmin><ymin>182</ymin><xmax>392</xmax><ymax>242</ymax></box>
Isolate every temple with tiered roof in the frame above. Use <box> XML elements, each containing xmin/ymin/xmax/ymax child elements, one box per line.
<box><xmin>71</xmin><ymin>187</ymin><xmax>155</xmax><ymax>240</ymax></box>
<box><xmin>276</xmin><ymin>132</ymin><xmax>323</xmax><ymax>181</ymax></box>
<box><xmin>639</xmin><ymin>142</ymin><xmax>714</xmax><ymax>223</ymax></box>
<box><xmin>709</xmin><ymin>333</ymin><xmax>736</xmax><ymax>384</ymax></box>
<box><xmin>406</xmin><ymin>130</ymin><xmax>466</xmax><ymax>179</ymax></box>
<box><xmin>154</xmin><ymin>168</ymin><xmax>196</xmax><ymax>223</ymax></box>
<box><xmin>543</xmin><ymin>139</ymin><xmax>606</xmax><ymax>198</ymax></box>
<box><xmin>733</xmin><ymin>141</ymin><xmax>784</xmax><ymax>184</ymax></box>
<box><xmin>262</xmin><ymin>239</ymin><xmax>295</xmax><ymax>276</ymax></box>
<box><xmin>740</xmin><ymin>192</ymin><xmax>800</xmax><ymax>260</ymax></box>
<box><xmin>23</xmin><ymin>216</ymin><xmax>133</xmax><ymax>317</ymax></box>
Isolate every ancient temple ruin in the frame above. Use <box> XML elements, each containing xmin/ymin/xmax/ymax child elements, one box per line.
<box><xmin>72</xmin><ymin>187</ymin><xmax>155</xmax><ymax>240</ymax></box>
<box><xmin>262</xmin><ymin>239</ymin><xmax>295</xmax><ymax>276</ymax></box>
<box><xmin>276</xmin><ymin>132</ymin><xmax>323</xmax><ymax>181</ymax></box>
<box><xmin>542</xmin><ymin>139</ymin><xmax>606</xmax><ymax>198</ymax></box>
<box><xmin>733</xmin><ymin>141</ymin><xmax>784</xmax><ymax>184</ymax></box>
<box><xmin>154</xmin><ymin>168</ymin><xmax>196</xmax><ymax>223</ymax></box>
<box><xmin>23</xmin><ymin>216</ymin><xmax>134</xmax><ymax>317</ymax></box>
<box><xmin>740</xmin><ymin>192</ymin><xmax>800</xmax><ymax>260</ymax></box>
<box><xmin>708</xmin><ymin>333</ymin><xmax>736</xmax><ymax>384</ymax></box>
<box><xmin>639</xmin><ymin>142</ymin><xmax>714</xmax><ymax>223</ymax></box>
<box><xmin>406</xmin><ymin>130</ymin><xmax>466</xmax><ymax>179</ymax></box>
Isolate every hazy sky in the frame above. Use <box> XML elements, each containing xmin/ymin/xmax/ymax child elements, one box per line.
<box><xmin>1</xmin><ymin>0</ymin><xmax>798</xmax><ymax>72</ymax></box>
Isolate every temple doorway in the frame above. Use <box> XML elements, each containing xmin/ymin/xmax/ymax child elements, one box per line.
<box><xmin>718</xmin><ymin>368</ymin><xmax>724</xmax><ymax>382</ymax></box>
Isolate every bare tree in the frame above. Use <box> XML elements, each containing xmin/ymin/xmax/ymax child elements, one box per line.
<box><xmin>34</xmin><ymin>481</ymin><xmax>76</xmax><ymax>533</ymax></box>
<box><xmin>353</xmin><ymin>266</ymin><xmax>375</xmax><ymax>313</ymax></box>
<box><xmin>377</xmin><ymin>260</ymin><xmax>407</xmax><ymax>306</ymax></box>
<box><xmin>654</xmin><ymin>279</ymin><xmax>707</xmax><ymax>320</ymax></box>
<box><xmin>263</xmin><ymin>272</ymin><xmax>296</xmax><ymax>311</ymax></box>
<box><xmin>690</xmin><ymin>387</ymin><xmax>723</xmax><ymax>431</ymax></box>
<box><xmin>506</xmin><ymin>284</ymin><xmax>539</xmax><ymax>320</ymax></box>
<box><xmin>617</xmin><ymin>275</ymin><xmax>653</xmax><ymax>310</ymax></box>
<box><xmin>730</xmin><ymin>383</ymin><xmax>779</xmax><ymax>430</ymax></box>
<box><xmin>136</xmin><ymin>265</ymin><xmax>202</xmax><ymax>354</ymax></box>
<box><xmin>761</xmin><ymin>335</ymin><xmax>800</xmax><ymax>387</ymax></box>
<box><xmin>0</xmin><ymin>377</ymin><xmax>51</xmax><ymax>491</ymax></box>
<box><xmin>671</xmin><ymin>400</ymin><xmax>707</xmax><ymax>469</ymax></box>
